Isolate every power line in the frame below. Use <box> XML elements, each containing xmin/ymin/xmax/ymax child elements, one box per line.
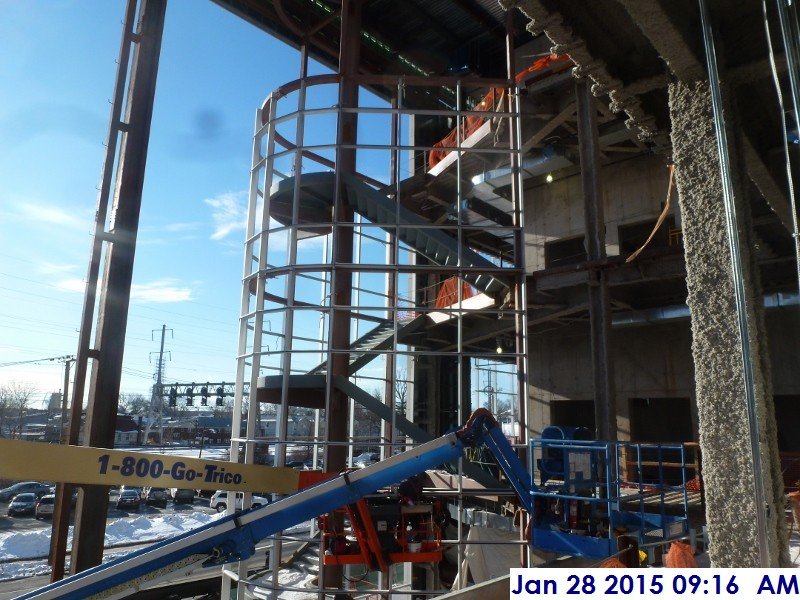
<box><xmin>0</xmin><ymin>354</ymin><xmax>74</xmax><ymax>368</ymax></box>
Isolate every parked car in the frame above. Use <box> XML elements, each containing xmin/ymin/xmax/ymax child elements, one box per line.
<box><xmin>48</xmin><ymin>486</ymin><xmax>79</xmax><ymax>506</ymax></box>
<box><xmin>35</xmin><ymin>494</ymin><xmax>55</xmax><ymax>519</ymax></box>
<box><xmin>7</xmin><ymin>493</ymin><xmax>37</xmax><ymax>516</ymax></box>
<box><xmin>0</xmin><ymin>481</ymin><xmax>51</xmax><ymax>502</ymax></box>
<box><xmin>353</xmin><ymin>452</ymin><xmax>380</xmax><ymax>467</ymax></box>
<box><xmin>145</xmin><ymin>487</ymin><xmax>169</xmax><ymax>508</ymax></box>
<box><xmin>120</xmin><ymin>486</ymin><xmax>144</xmax><ymax>500</ymax></box>
<box><xmin>172</xmin><ymin>489</ymin><xmax>195</xmax><ymax>505</ymax></box>
<box><xmin>116</xmin><ymin>489</ymin><xmax>141</xmax><ymax>511</ymax></box>
<box><xmin>209</xmin><ymin>491</ymin><xmax>269</xmax><ymax>512</ymax></box>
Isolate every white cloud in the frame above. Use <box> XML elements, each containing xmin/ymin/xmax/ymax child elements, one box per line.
<box><xmin>131</xmin><ymin>279</ymin><xmax>193</xmax><ymax>303</ymax></box>
<box><xmin>38</xmin><ymin>261</ymin><xmax>78</xmax><ymax>275</ymax></box>
<box><xmin>163</xmin><ymin>222</ymin><xmax>201</xmax><ymax>233</ymax></box>
<box><xmin>204</xmin><ymin>191</ymin><xmax>246</xmax><ymax>241</ymax></box>
<box><xmin>54</xmin><ymin>278</ymin><xmax>86</xmax><ymax>293</ymax></box>
<box><xmin>13</xmin><ymin>202</ymin><xmax>89</xmax><ymax>230</ymax></box>
<box><xmin>53</xmin><ymin>278</ymin><xmax>192</xmax><ymax>303</ymax></box>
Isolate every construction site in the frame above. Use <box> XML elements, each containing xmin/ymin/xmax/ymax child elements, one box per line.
<box><xmin>6</xmin><ymin>0</ymin><xmax>800</xmax><ymax>598</ymax></box>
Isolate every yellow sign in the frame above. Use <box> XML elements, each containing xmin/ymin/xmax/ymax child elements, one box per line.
<box><xmin>0</xmin><ymin>439</ymin><xmax>301</xmax><ymax>493</ymax></box>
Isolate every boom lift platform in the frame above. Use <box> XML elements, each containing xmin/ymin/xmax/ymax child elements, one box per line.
<box><xmin>20</xmin><ymin>410</ymin><xmax>690</xmax><ymax>599</ymax></box>
<box><xmin>529</xmin><ymin>437</ymin><xmax>691</xmax><ymax>558</ymax></box>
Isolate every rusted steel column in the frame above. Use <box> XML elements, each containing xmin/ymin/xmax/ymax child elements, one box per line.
<box><xmin>69</xmin><ymin>0</ymin><xmax>167</xmax><ymax>574</ymax></box>
<box><xmin>575</xmin><ymin>78</ymin><xmax>616</xmax><ymax>441</ymax></box>
<box><xmin>326</xmin><ymin>0</ymin><xmax>360</xmax><ymax>474</ymax></box>
<box><xmin>323</xmin><ymin>0</ymin><xmax>361</xmax><ymax>590</ymax></box>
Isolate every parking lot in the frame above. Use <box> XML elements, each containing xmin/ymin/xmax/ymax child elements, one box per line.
<box><xmin>0</xmin><ymin>494</ymin><xmax>218</xmax><ymax>535</ymax></box>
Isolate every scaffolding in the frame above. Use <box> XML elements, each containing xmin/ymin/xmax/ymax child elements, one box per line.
<box><xmin>223</xmin><ymin>69</ymin><xmax>527</xmax><ymax>598</ymax></box>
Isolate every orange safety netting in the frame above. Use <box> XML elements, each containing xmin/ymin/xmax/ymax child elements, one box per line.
<box><xmin>686</xmin><ymin>476</ymin><xmax>703</xmax><ymax>492</ymax></box>
<box><xmin>597</xmin><ymin>557</ymin><xmax>627</xmax><ymax>568</ymax></box>
<box><xmin>434</xmin><ymin>277</ymin><xmax>474</xmax><ymax>308</ymax></box>
<box><xmin>788</xmin><ymin>491</ymin><xmax>800</xmax><ymax>529</ymax></box>
<box><xmin>427</xmin><ymin>54</ymin><xmax>572</xmax><ymax>170</ymax></box>
<box><xmin>664</xmin><ymin>541</ymin><xmax>697</xmax><ymax>568</ymax></box>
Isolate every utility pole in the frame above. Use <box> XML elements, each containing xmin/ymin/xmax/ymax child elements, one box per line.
<box><xmin>58</xmin><ymin>357</ymin><xmax>76</xmax><ymax>441</ymax></box>
<box><xmin>49</xmin><ymin>356</ymin><xmax>76</xmax><ymax>574</ymax></box>
<box><xmin>143</xmin><ymin>325</ymin><xmax>171</xmax><ymax>447</ymax></box>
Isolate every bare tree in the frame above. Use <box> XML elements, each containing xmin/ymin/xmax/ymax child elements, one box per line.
<box><xmin>0</xmin><ymin>391</ymin><xmax>9</xmax><ymax>438</ymax></box>
<box><xmin>0</xmin><ymin>382</ymin><xmax>37</xmax><ymax>438</ymax></box>
<box><xmin>395</xmin><ymin>369</ymin><xmax>408</xmax><ymax>415</ymax></box>
<box><xmin>212</xmin><ymin>396</ymin><xmax>234</xmax><ymax>419</ymax></box>
<box><xmin>119</xmin><ymin>392</ymin><xmax>150</xmax><ymax>415</ymax></box>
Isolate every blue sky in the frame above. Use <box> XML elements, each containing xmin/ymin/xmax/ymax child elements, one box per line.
<box><xmin>0</xmin><ymin>0</ymin><xmax>319</xmax><ymax>404</ymax></box>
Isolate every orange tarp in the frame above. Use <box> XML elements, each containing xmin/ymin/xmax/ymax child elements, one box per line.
<box><xmin>435</xmin><ymin>277</ymin><xmax>474</xmax><ymax>308</ymax></box>
<box><xmin>428</xmin><ymin>54</ymin><xmax>572</xmax><ymax>170</ymax></box>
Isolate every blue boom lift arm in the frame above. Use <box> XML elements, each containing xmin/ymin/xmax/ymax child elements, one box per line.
<box><xmin>20</xmin><ymin>409</ymin><xmax>532</xmax><ymax>600</ymax></box>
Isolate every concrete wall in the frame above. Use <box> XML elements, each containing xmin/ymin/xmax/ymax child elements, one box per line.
<box><xmin>524</xmin><ymin>154</ymin><xmax>672</xmax><ymax>271</ymax></box>
<box><xmin>527</xmin><ymin>308</ymin><xmax>799</xmax><ymax>438</ymax></box>
<box><xmin>527</xmin><ymin>320</ymin><xmax>694</xmax><ymax>439</ymax></box>
<box><xmin>765</xmin><ymin>306</ymin><xmax>800</xmax><ymax>397</ymax></box>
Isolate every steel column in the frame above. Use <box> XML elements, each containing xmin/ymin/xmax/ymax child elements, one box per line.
<box><xmin>50</xmin><ymin>0</ymin><xmax>143</xmax><ymax>580</ymax></box>
<box><xmin>576</xmin><ymin>79</ymin><xmax>617</xmax><ymax>441</ymax></box>
<box><xmin>70</xmin><ymin>0</ymin><xmax>167</xmax><ymax>574</ymax></box>
<box><xmin>326</xmin><ymin>0</ymin><xmax>361</xmax><ymax>475</ymax></box>
<box><xmin>323</xmin><ymin>0</ymin><xmax>361</xmax><ymax>590</ymax></box>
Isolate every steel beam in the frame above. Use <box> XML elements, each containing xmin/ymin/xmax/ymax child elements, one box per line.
<box><xmin>69</xmin><ymin>0</ymin><xmax>167</xmax><ymax>574</ymax></box>
<box><xmin>576</xmin><ymin>78</ymin><xmax>616</xmax><ymax>440</ymax></box>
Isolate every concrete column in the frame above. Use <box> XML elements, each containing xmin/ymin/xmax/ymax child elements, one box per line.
<box><xmin>668</xmin><ymin>80</ymin><xmax>788</xmax><ymax>566</ymax></box>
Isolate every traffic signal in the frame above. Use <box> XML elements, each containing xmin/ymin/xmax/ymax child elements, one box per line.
<box><xmin>186</xmin><ymin>385</ymin><xmax>194</xmax><ymax>407</ymax></box>
<box><xmin>216</xmin><ymin>384</ymin><xmax>225</xmax><ymax>406</ymax></box>
<box><xmin>200</xmin><ymin>385</ymin><xmax>209</xmax><ymax>406</ymax></box>
<box><xmin>168</xmin><ymin>387</ymin><xmax>177</xmax><ymax>407</ymax></box>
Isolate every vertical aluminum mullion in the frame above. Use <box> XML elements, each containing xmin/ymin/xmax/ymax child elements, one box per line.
<box><xmin>269</xmin><ymin>67</ymin><xmax>309</xmax><ymax>600</ymax></box>
<box><xmin>512</xmin><ymin>87</ymin><xmax>529</xmax><ymax>582</ymax></box>
<box><xmin>238</xmin><ymin>98</ymin><xmax>280</xmax><ymax>600</ymax></box>
<box><xmin>514</xmin><ymin>84</ymin><xmax>529</xmax><ymax>448</ymax></box>
<box><xmin>226</xmin><ymin>96</ymin><xmax>277</xmax><ymax>598</ymax></box>
<box><xmin>386</xmin><ymin>84</ymin><xmax>402</xmax><ymax>462</ymax></box>
<box><xmin>349</xmin><ymin>215</ymin><xmax>363</xmax><ymax>468</ymax></box>
<box><xmin>315</xmin><ymin>234</ymin><xmax>329</xmax><ymax>474</ymax></box>
<box><xmin>395</xmin><ymin>82</ymin><xmax>405</xmax><ymax>456</ymax></box>
<box><xmin>452</xmin><ymin>78</ymin><xmax>466</xmax><ymax>592</ymax></box>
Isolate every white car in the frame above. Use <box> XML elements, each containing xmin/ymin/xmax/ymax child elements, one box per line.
<box><xmin>209</xmin><ymin>491</ymin><xmax>269</xmax><ymax>512</ymax></box>
<box><xmin>35</xmin><ymin>494</ymin><xmax>55</xmax><ymax>519</ymax></box>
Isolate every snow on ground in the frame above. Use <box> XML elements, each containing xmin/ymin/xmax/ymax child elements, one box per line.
<box><xmin>0</xmin><ymin>511</ymin><xmax>224</xmax><ymax>581</ymax></box>
<box><xmin>0</xmin><ymin>444</ymin><xmax>309</xmax><ymax>584</ymax></box>
<box><xmin>124</xmin><ymin>445</ymin><xmax>230</xmax><ymax>461</ymax></box>
<box><xmin>250</xmin><ymin>569</ymin><xmax>318</xmax><ymax>600</ymax></box>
